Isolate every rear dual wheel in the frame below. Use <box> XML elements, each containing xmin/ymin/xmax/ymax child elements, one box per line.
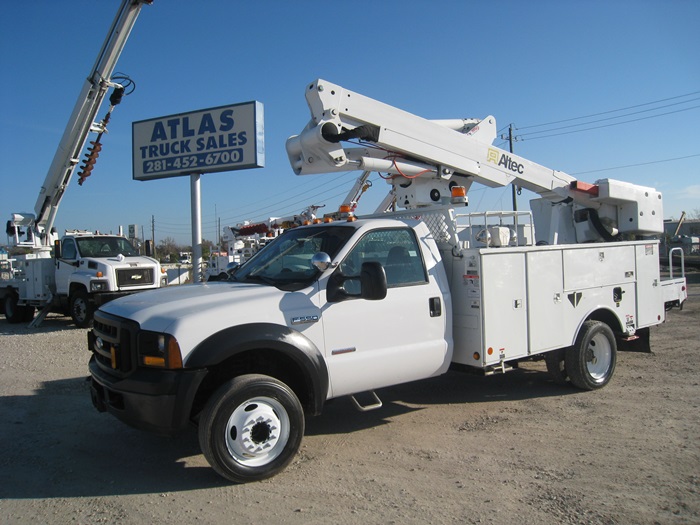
<box><xmin>4</xmin><ymin>292</ymin><xmax>35</xmax><ymax>323</ymax></box>
<box><xmin>544</xmin><ymin>348</ymin><xmax>569</xmax><ymax>385</ymax></box>
<box><xmin>565</xmin><ymin>320</ymin><xmax>616</xmax><ymax>390</ymax></box>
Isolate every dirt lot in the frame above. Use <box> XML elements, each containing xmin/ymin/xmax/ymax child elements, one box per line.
<box><xmin>1</xmin><ymin>279</ymin><xmax>698</xmax><ymax>525</ymax></box>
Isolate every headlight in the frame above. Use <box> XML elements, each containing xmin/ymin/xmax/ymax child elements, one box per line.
<box><xmin>90</xmin><ymin>280</ymin><xmax>108</xmax><ymax>292</ymax></box>
<box><xmin>160</xmin><ymin>276</ymin><xmax>168</xmax><ymax>287</ymax></box>
<box><xmin>137</xmin><ymin>331</ymin><xmax>183</xmax><ymax>369</ymax></box>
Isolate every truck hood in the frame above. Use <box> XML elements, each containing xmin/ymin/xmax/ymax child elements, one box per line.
<box><xmin>98</xmin><ymin>281</ymin><xmax>317</xmax><ymax>356</ymax></box>
<box><xmin>100</xmin><ymin>255</ymin><xmax>158</xmax><ymax>266</ymax></box>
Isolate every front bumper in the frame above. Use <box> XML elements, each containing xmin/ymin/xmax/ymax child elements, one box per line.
<box><xmin>89</xmin><ymin>356</ymin><xmax>208</xmax><ymax>436</ymax></box>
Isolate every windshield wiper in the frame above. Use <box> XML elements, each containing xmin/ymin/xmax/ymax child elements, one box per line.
<box><xmin>245</xmin><ymin>274</ymin><xmax>278</xmax><ymax>286</ymax></box>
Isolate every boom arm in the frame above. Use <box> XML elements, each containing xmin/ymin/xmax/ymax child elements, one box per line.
<box><xmin>14</xmin><ymin>0</ymin><xmax>152</xmax><ymax>249</ymax></box>
<box><xmin>286</xmin><ymin>79</ymin><xmax>663</xmax><ymax>241</ymax></box>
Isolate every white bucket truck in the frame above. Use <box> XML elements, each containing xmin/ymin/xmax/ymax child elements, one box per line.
<box><xmin>87</xmin><ymin>80</ymin><xmax>687</xmax><ymax>482</ymax></box>
<box><xmin>2</xmin><ymin>228</ymin><xmax>164</xmax><ymax>327</ymax></box>
<box><xmin>1</xmin><ymin>0</ymin><xmax>160</xmax><ymax>327</ymax></box>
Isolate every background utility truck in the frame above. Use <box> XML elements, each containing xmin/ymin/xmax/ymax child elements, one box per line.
<box><xmin>2</xmin><ymin>229</ymin><xmax>164</xmax><ymax>327</ymax></box>
<box><xmin>206</xmin><ymin>205</ymin><xmax>323</xmax><ymax>281</ymax></box>
<box><xmin>88</xmin><ymin>79</ymin><xmax>687</xmax><ymax>483</ymax></box>
<box><xmin>1</xmin><ymin>0</ymin><xmax>159</xmax><ymax>327</ymax></box>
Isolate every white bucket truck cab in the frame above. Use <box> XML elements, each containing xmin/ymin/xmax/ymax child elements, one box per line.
<box><xmin>87</xmin><ymin>79</ymin><xmax>687</xmax><ymax>483</ymax></box>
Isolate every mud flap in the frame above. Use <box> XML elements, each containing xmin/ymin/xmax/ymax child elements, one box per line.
<box><xmin>617</xmin><ymin>327</ymin><xmax>651</xmax><ymax>353</ymax></box>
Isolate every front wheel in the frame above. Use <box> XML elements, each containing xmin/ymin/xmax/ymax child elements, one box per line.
<box><xmin>565</xmin><ymin>320</ymin><xmax>616</xmax><ymax>390</ymax></box>
<box><xmin>69</xmin><ymin>289</ymin><xmax>94</xmax><ymax>328</ymax></box>
<box><xmin>198</xmin><ymin>374</ymin><xmax>304</xmax><ymax>483</ymax></box>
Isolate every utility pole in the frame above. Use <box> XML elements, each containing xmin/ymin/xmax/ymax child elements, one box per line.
<box><xmin>215</xmin><ymin>204</ymin><xmax>220</xmax><ymax>247</ymax></box>
<box><xmin>151</xmin><ymin>215</ymin><xmax>156</xmax><ymax>258</ymax></box>
<box><xmin>500</xmin><ymin>124</ymin><xmax>522</xmax><ymax>212</ymax></box>
<box><xmin>508</xmin><ymin>124</ymin><xmax>518</xmax><ymax>212</ymax></box>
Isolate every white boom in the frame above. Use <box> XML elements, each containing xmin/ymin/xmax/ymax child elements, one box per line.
<box><xmin>8</xmin><ymin>0</ymin><xmax>153</xmax><ymax>250</ymax></box>
<box><xmin>286</xmin><ymin>79</ymin><xmax>663</xmax><ymax>243</ymax></box>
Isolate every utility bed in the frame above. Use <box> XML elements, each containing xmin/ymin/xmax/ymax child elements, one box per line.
<box><xmin>374</xmin><ymin>207</ymin><xmax>687</xmax><ymax>372</ymax></box>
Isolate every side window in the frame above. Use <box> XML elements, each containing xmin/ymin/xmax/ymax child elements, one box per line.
<box><xmin>61</xmin><ymin>239</ymin><xmax>77</xmax><ymax>260</ymax></box>
<box><xmin>339</xmin><ymin>228</ymin><xmax>428</xmax><ymax>291</ymax></box>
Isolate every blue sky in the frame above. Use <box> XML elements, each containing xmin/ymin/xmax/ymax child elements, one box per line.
<box><xmin>1</xmin><ymin>0</ymin><xmax>698</xmax><ymax>246</ymax></box>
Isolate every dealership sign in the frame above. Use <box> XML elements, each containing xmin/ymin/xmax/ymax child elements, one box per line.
<box><xmin>132</xmin><ymin>101</ymin><xmax>264</xmax><ymax>181</ymax></box>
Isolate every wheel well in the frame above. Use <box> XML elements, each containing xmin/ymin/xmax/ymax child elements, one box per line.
<box><xmin>191</xmin><ymin>348</ymin><xmax>313</xmax><ymax>422</ymax></box>
<box><xmin>586</xmin><ymin>309</ymin><xmax>623</xmax><ymax>335</ymax></box>
<box><xmin>69</xmin><ymin>283</ymin><xmax>88</xmax><ymax>296</ymax></box>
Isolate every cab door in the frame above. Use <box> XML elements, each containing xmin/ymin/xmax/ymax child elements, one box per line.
<box><xmin>55</xmin><ymin>238</ymin><xmax>78</xmax><ymax>295</ymax></box>
<box><xmin>319</xmin><ymin>226</ymin><xmax>450</xmax><ymax>398</ymax></box>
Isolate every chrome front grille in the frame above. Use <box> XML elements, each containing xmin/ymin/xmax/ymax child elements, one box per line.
<box><xmin>116</xmin><ymin>267</ymin><xmax>154</xmax><ymax>287</ymax></box>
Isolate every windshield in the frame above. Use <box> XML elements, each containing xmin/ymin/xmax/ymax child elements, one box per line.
<box><xmin>232</xmin><ymin>225</ymin><xmax>355</xmax><ymax>289</ymax></box>
<box><xmin>76</xmin><ymin>237</ymin><xmax>140</xmax><ymax>258</ymax></box>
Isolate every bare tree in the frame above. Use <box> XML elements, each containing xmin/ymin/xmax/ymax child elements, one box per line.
<box><xmin>158</xmin><ymin>236</ymin><xmax>179</xmax><ymax>263</ymax></box>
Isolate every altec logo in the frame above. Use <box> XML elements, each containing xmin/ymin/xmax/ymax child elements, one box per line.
<box><xmin>487</xmin><ymin>148</ymin><xmax>524</xmax><ymax>174</ymax></box>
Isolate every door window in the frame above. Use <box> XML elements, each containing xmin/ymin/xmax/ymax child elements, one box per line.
<box><xmin>62</xmin><ymin>239</ymin><xmax>77</xmax><ymax>260</ymax></box>
<box><xmin>339</xmin><ymin>228</ymin><xmax>427</xmax><ymax>294</ymax></box>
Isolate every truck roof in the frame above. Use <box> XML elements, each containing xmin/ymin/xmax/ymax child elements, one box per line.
<box><xmin>63</xmin><ymin>231</ymin><xmax>125</xmax><ymax>238</ymax></box>
<box><xmin>298</xmin><ymin>217</ymin><xmax>420</xmax><ymax>231</ymax></box>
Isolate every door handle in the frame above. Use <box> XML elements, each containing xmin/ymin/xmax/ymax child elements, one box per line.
<box><xmin>429</xmin><ymin>297</ymin><xmax>442</xmax><ymax>317</ymax></box>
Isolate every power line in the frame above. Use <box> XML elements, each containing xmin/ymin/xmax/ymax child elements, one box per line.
<box><xmin>517</xmin><ymin>89</ymin><xmax>700</xmax><ymax>130</ymax></box>
<box><xmin>521</xmin><ymin>104</ymin><xmax>700</xmax><ymax>141</ymax></box>
<box><xmin>205</xmin><ymin>171</ymin><xmax>350</xmax><ymax>227</ymax></box>
<box><xmin>218</xmin><ymin>172</ymin><xmax>357</xmax><ymax>226</ymax></box>
<box><xmin>519</xmin><ymin>98</ymin><xmax>700</xmax><ymax>138</ymax></box>
<box><xmin>571</xmin><ymin>153</ymin><xmax>700</xmax><ymax>175</ymax></box>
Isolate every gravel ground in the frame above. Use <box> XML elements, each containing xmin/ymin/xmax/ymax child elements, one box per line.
<box><xmin>0</xmin><ymin>278</ymin><xmax>698</xmax><ymax>525</ymax></box>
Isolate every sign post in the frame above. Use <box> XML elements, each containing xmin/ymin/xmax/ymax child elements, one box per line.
<box><xmin>190</xmin><ymin>173</ymin><xmax>202</xmax><ymax>281</ymax></box>
<box><xmin>132</xmin><ymin>101</ymin><xmax>264</xmax><ymax>282</ymax></box>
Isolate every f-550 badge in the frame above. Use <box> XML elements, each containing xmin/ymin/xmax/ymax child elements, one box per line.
<box><xmin>291</xmin><ymin>315</ymin><xmax>319</xmax><ymax>325</ymax></box>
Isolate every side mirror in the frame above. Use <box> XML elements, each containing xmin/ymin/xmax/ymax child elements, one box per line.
<box><xmin>311</xmin><ymin>252</ymin><xmax>332</xmax><ymax>271</ymax></box>
<box><xmin>144</xmin><ymin>240</ymin><xmax>154</xmax><ymax>257</ymax></box>
<box><xmin>359</xmin><ymin>261</ymin><xmax>387</xmax><ymax>300</ymax></box>
<box><xmin>53</xmin><ymin>239</ymin><xmax>62</xmax><ymax>259</ymax></box>
<box><xmin>327</xmin><ymin>261</ymin><xmax>387</xmax><ymax>302</ymax></box>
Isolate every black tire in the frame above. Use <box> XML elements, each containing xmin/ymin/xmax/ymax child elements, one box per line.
<box><xmin>4</xmin><ymin>292</ymin><xmax>24</xmax><ymax>324</ymax></box>
<box><xmin>565</xmin><ymin>320</ymin><xmax>617</xmax><ymax>390</ymax></box>
<box><xmin>69</xmin><ymin>289</ymin><xmax>94</xmax><ymax>328</ymax></box>
<box><xmin>198</xmin><ymin>374</ymin><xmax>304</xmax><ymax>483</ymax></box>
<box><xmin>544</xmin><ymin>348</ymin><xmax>569</xmax><ymax>385</ymax></box>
